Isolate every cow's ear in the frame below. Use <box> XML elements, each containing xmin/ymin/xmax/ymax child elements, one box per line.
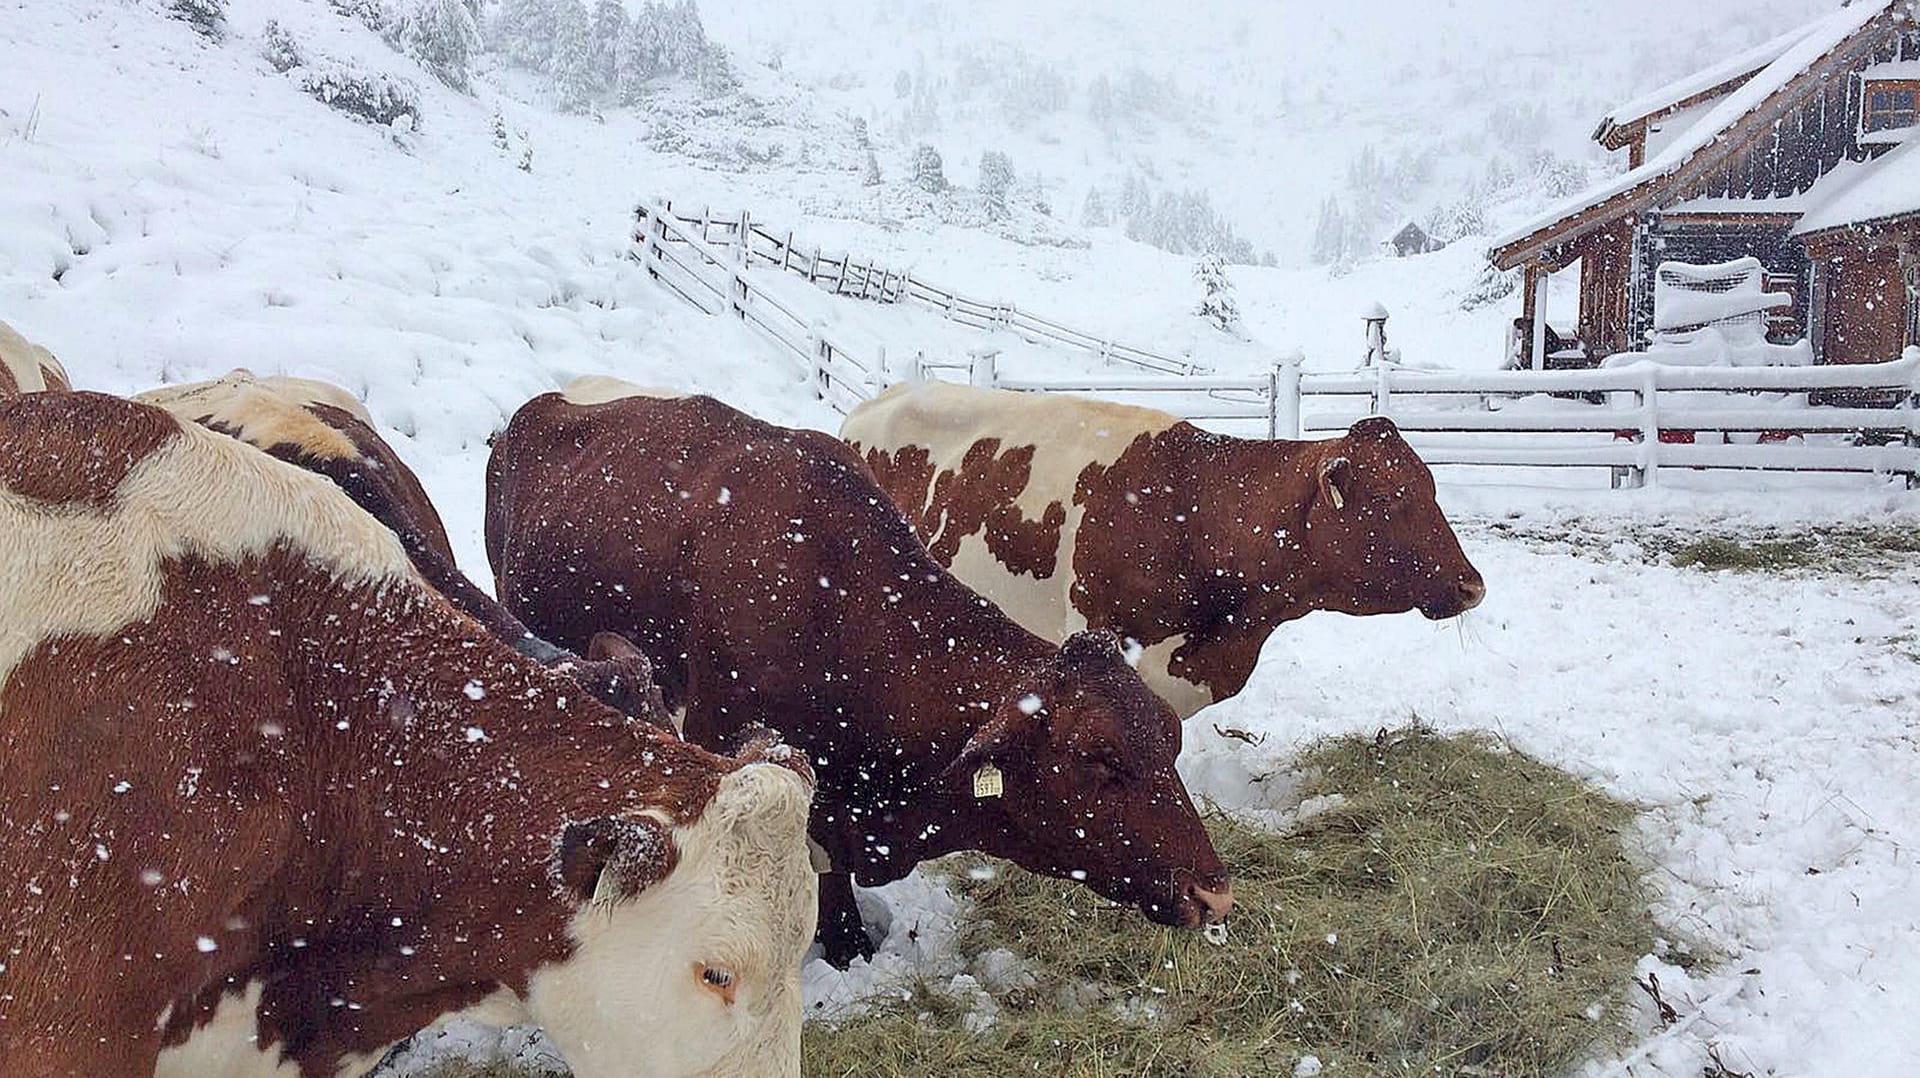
<box><xmin>941</xmin><ymin>706</ymin><xmax>1037</xmax><ymax>788</ymax></box>
<box><xmin>552</xmin><ymin>816</ymin><xmax>676</xmax><ymax>906</ymax></box>
<box><xmin>1349</xmin><ymin>416</ymin><xmax>1402</xmax><ymax>442</ymax></box>
<box><xmin>1059</xmin><ymin>629</ymin><xmax>1124</xmax><ymax>670</ymax></box>
<box><xmin>586</xmin><ymin>631</ymin><xmax>647</xmax><ymax>664</ymax></box>
<box><xmin>1317</xmin><ymin>456</ymin><xmax>1351</xmax><ymax>512</ymax></box>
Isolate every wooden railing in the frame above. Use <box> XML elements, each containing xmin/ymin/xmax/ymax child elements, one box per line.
<box><xmin>937</xmin><ymin>349</ymin><xmax>1920</xmax><ymax>488</ymax></box>
<box><xmin>641</xmin><ymin>202</ymin><xmax>1206</xmax><ymax>376</ymax></box>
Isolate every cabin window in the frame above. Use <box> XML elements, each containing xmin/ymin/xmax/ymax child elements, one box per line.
<box><xmin>1863</xmin><ymin>82</ymin><xmax>1919</xmax><ymax>132</ymax></box>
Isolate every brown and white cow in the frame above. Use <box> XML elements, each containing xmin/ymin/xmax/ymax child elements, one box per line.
<box><xmin>136</xmin><ymin>371</ymin><xmax>667</xmax><ymax>726</ymax></box>
<box><xmin>0</xmin><ymin>391</ymin><xmax>817</xmax><ymax>1077</ymax></box>
<box><xmin>0</xmin><ymin>319</ymin><xmax>71</xmax><ymax>397</ymax></box>
<box><xmin>485</xmin><ymin>380</ymin><xmax>1231</xmax><ymax>968</ymax></box>
<box><xmin>842</xmin><ymin>382</ymin><xmax>1486</xmax><ymax>718</ymax></box>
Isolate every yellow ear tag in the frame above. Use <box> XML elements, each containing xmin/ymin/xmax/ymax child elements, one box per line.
<box><xmin>972</xmin><ymin>763</ymin><xmax>1004</xmax><ymax>799</ymax></box>
<box><xmin>1329</xmin><ymin>487</ymin><xmax>1345</xmax><ymax>510</ymax></box>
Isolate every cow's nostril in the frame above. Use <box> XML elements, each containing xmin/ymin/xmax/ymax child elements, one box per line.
<box><xmin>1459</xmin><ymin>578</ymin><xmax>1487</xmax><ymax>609</ymax></box>
<box><xmin>1187</xmin><ymin>880</ymin><xmax>1234</xmax><ymax>923</ymax></box>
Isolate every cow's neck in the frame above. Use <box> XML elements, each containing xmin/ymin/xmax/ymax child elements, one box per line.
<box><xmin>818</xmin><ymin>565</ymin><xmax>1051</xmax><ymax>879</ymax></box>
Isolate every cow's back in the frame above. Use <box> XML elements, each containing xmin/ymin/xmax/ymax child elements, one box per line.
<box><xmin>0</xmin><ymin>321</ymin><xmax>71</xmax><ymax>397</ymax></box>
<box><xmin>841</xmin><ymin>381</ymin><xmax>1179</xmax><ymax>639</ymax></box>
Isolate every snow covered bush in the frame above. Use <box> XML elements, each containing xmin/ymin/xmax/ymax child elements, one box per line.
<box><xmin>1193</xmin><ymin>254</ymin><xmax>1240</xmax><ymax>332</ymax></box>
<box><xmin>261</xmin><ymin>20</ymin><xmax>304</xmax><ymax>73</ymax></box>
<box><xmin>909</xmin><ymin>143</ymin><xmax>947</xmax><ymax>194</ymax></box>
<box><xmin>297</xmin><ymin>60</ymin><xmax>421</xmax><ymax>132</ymax></box>
<box><xmin>168</xmin><ymin>0</ymin><xmax>227</xmax><ymax>41</ymax></box>
<box><xmin>978</xmin><ymin>150</ymin><xmax>1015</xmax><ymax>219</ymax></box>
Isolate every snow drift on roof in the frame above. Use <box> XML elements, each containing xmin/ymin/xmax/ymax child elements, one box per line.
<box><xmin>1493</xmin><ymin>1</ymin><xmax>1892</xmax><ymax>258</ymax></box>
<box><xmin>1795</xmin><ymin>138</ymin><xmax>1920</xmax><ymax>232</ymax></box>
<box><xmin>1599</xmin><ymin>22</ymin><xmax>1818</xmax><ymax>133</ymax></box>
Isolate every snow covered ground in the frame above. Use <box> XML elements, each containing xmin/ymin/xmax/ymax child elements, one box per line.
<box><xmin>5</xmin><ymin>2</ymin><xmax>1920</xmax><ymax>1075</ymax></box>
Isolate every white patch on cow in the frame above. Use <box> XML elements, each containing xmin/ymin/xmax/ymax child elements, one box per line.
<box><xmin>560</xmin><ymin>375</ymin><xmax>685</xmax><ymax>406</ymax></box>
<box><xmin>1125</xmin><ymin>634</ymin><xmax>1215</xmax><ymax>718</ymax></box>
<box><xmin>844</xmin><ymin>381</ymin><xmax>1176</xmax><ymax>644</ymax></box>
<box><xmin>136</xmin><ymin>370</ymin><xmax>372</xmax><ymax>463</ymax></box>
<box><xmin>154</xmin><ymin>982</ymin><xmax>301</xmax><ymax>1078</ymax></box>
<box><xmin>524</xmin><ymin>762</ymin><xmax>817</xmax><ymax>1078</ymax></box>
<box><xmin>0</xmin><ymin>417</ymin><xmax>415</xmax><ymax>693</ymax></box>
<box><xmin>0</xmin><ymin>319</ymin><xmax>70</xmax><ymax>394</ymax></box>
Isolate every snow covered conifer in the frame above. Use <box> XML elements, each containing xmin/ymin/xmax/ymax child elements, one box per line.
<box><xmin>491</xmin><ymin>109</ymin><xmax>510</xmax><ymax>150</ymax></box>
<box><xmin>1193</xmin><ymin>254</ymin><xmax>1239</xmax><ymax>332</ymax></box>
<box><xmin>548</xmin><ymin>0</ymin><xmax>598</xmax><ymax>113</ymax></box>
<box><xmin>590</xmin><ymin>0</ymin><xmax>630</xmax><ymax>89</ymax></box>
<box><xmin>978</xmin><ymin>149</ymin><xmax>1015</xmax><ymax>218</ymax></box>
<box><xmin>390</xmin><ymin>0</ymin><xmax>480</xmax><ymax>92</ymax></box>
<box><xmin>493</xmin><ymin>0</ymin><xmax>559</xmax><ymax>72</ymax></box>
<box><xmin>910</xmin><ymin>143</ymin><xmax>947</xmax><ymax>194</ymax></box>
<box><xmin>168</xmin><ymin>0</ymin><xmax>227</xmax><ymax>40</ymax></box>
<box><xmin>1080</xmin><ymin>187</ymin><xmax>1109</xmax><ymax>228</ymax></box>
<box><xmin>616</xmin><ymin>11</ymin><xmax>664</xmax><ymax>104</ymax></box>
<box><xmin>861</xmin><ymin>149</ymin><xmax>882</xmax><ymax>186</ymax></box>
<box><xmin>1311</xmin><ymin>195</ymin><xmax>1347</xmax><ymax>266</ymax></box>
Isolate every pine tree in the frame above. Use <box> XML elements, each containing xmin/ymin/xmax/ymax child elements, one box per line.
<box><xmin>1311</xmin><ymin>196</ymin><xmax>1347</xmax><ymax>266</ymax></box>
<box><xmin>494</xmin><ymin>0</ymin><xmax>559</xmax><ymax>72</ymax></box>
<box><xmin>978</xmin><ymin>150</ymin><xmax>1015</xmax><ymax>218</ymax></box>
<box><xmin>590</xmin><ymin>0</ymin><xmax>630</xmax><ymax>90</ymax></box>
<box><xmin>390</xmin><ymin>0</ymin><xmax>480</xmax><ymax>92</ymax></box>
<box><xmin>1080</xmin><ymin>187</ymin><xmax>1109</xmax><ymax>228</ymax></box>
<box><xmin>492</xmin><ymin>109</ymin><xmax>511</xmax><ymax>150</ymax></box>
<box><xmin>168</xmin><ymin>0</ymin><xmax>227</xmax><ymax>40</ymax></box>
<box><xmin>548</xmin><ymin>0</ymin><xmax>598</xmax><ymax>113</ymax></box>
<box><xmin>616</xmin><ymin>11</ymin><xmax>663</xmax><ymax>104</ymax></box>
<box><xmin>1193</xmin><ymin>254</ymin><xmax>1239</xmax><ymax>332</ymax></box>
<box><xmin>910</xmin><ymin>144</ymin><xmax>946</xmax><ymax>194</ymax></box>
<box><xmin>861</xmin><ymin>149</ymin><xmax>882</xmax><ymax>187</ymax></box>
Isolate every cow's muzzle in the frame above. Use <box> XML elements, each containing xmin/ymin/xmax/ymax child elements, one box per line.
<box><xmin>1175</xmin><ymin>873</ymin><xmax>1234</xmax><ymax>928</ymax></box>
<box><xmin>1421</xmin><ymin>574</ymin><xmax>1485</xmax><ymax>619</ymax></box>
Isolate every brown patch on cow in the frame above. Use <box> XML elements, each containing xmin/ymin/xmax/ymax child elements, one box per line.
<box><xmin>865</xmin><ymin>438</ymin><xmax>1066</xmax><ymax>579</ymax></box>
<box><xmin>488</xmin><ymin>387</ymin><xmax>1228</xmax><ymax>968</ymax></box>
<box><xmin>0</xmin><ymin>391</ymin><xmax>178</xmax><ymax>507</ymax></box>
<box><xmin>0</xmin><ymin>361</ymin><xmax>16</xmax><ymax>398</ymax></box>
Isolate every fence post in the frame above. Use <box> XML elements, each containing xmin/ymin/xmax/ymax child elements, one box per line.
<box><xmin>1372</xmin><ymin>357</ymin><xmax>1392</xmax><ymax>417</ymax></box>
<box><xmin>1638</xmin><ymin>362</ymin><xmax>1661</xmax><ymax>488</ymax></box>
<box><xmin>968</xmin><ymin>347</ymin><xmax>999</xmax><ymax>389</ymax></box>
<box><xmin>736</xmin><ymin>210</ymin><xmax>751</xmax><ymax>266</ymax></box>
<box><xmin>872</xmin><ymin>345</ymin><xmax>891</xmax><ymax>387</ymax></box>
<box><xmin>808</xmin><ymin>322</ymin><xmax>831</xmax><ymax>400</ymax></box>
<box><xmin>1272</xmin><ymin>351</ymin><xmax>1304</xmax><ymax>439</ymax></box>
<box><xmin>729</xmin><ymin>271</ymin><xmax>748</xmax><ymax>320</ymax></box>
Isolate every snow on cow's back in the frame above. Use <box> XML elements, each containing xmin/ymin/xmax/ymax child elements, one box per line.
<box><xmin>525</xmin><ymin>759</ymin><xmax>817</xmax><ymax>1077</ymax></box>
<box><xmin>136</xmin><ymin>370</ymin><xmax>377</xmax><ymax>465</ymax></box>
<box><xmin>560</xmin><ymin>375</ymin><xmax>689</xmax><ymax>406</ymax></box>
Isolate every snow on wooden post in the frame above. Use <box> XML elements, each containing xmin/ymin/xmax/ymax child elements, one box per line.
<box><xmin>808</xmin><ymin>246</ymin><xmax>821</xmax><ymax>282</ymax></box>
<box><xmin>808</xmin><ymin>322</ymin><xmax>831</xmax><ymax>399</ymax></box>
<box><xmin>729</xmin><ymin>271</ymin><xmax>749</xmax><ymax>320</ymax></box>
<box><xmin>735</xmin><ymin>210</ymin><xmax>751</xmax><ymax>266</ymax></box>
<box><xmin>872</xmin><ymin>345</ymin><xmax>892</xmax><ymax>387</ymax></box>
<box><xmin>1271</xmin><ymin>351</ymin><xmax>1304</xmax><ymax>439</ymax></box>
<box><xmin>1362</xmin><ymin>301</ymin><xmax>1390</xmax><ymax>368</ymax></box>
<box><xmin>1637</xmin><ymin>362</ymin><xmax>1661</xmax><ymax>488</ymax></box>
<box><xmin>1372</xmin><ymin>355</ymin><xmax>1392</xmax><ymax>417</ymax></box>
<box><xmin>1529</xmin><ymin>271</ymin><xmax>1549</xmax><ymax>372</ymax></box>
<box><xmin>968</xmin><ymin>347</ymin><xmax>999</xmax><ymax>389</ymax></box>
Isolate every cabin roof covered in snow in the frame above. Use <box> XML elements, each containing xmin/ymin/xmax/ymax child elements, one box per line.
<box><xmin>1795</xmin><ymin>139</ymin><xmax>1920</xmax><ymax>233</ymax></box>
<box><xmin>1491</xmin><ymin>0</ymin><xmax>1895</xmax><ymax>267</ymax></box>
<box><xmin>1594</xmin><ymin>22</ymin><xmax>1818</xmax><ymax>141</ymax></box>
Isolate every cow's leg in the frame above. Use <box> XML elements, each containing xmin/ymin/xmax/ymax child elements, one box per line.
<box><xmin>816</xmin><ymin>869</ymin><xmax>876</xmax><ymax>968</ymax></box>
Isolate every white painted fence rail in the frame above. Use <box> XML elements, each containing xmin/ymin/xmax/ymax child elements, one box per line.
<box><xmin>935</xmin><ymin>349</ymin><xmax>1920</xmax><ymax>488</ymax></box>
<box><xmin>640</xmin><ymin>202</ymin><xmax>1205</xmax><ymax>376</ymax></box>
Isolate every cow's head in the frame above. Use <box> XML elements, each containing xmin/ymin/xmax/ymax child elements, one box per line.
<box><xmin>1298</xmin><ymin>417</ymin><xmax>1484</xmax><ymax>620</ymax></box>
<box><xmin>526</xmin><ymin>748</ymin><xmax>817</xmax><ymax>1077</ymax></box>
<box><xmin>948</xmin><ymin>630</ymin><xmax>1231</xmax><ymax>929</ymax></box>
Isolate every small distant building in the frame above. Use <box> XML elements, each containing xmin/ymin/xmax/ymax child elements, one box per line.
<box><xmin>1385</xmin><ymin>220</ymin><xmax>1444</xmax><ymax>258</ymax></box>
<box><xmin>1491</xmin><ymin>0</ymin><xmax>1920</xmax><ymax>369</ymax></box>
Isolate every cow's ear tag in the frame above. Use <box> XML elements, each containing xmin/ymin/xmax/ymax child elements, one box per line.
<box><xmin>1329</xmin><ymin>487</ymin><xmax>1346</xmax><ymax>511</ymax></box>
<box><xmin>972</xmin><ymin>763</ymin><xmax>1004</xmax><ymax>799</ymax></box>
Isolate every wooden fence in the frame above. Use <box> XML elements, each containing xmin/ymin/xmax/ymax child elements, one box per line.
<box><xmin>631</xmin><ymin>201</ymin><xmax>1919</xmax><ymax>487</ymax></box>
<box><xmin>641</xmin><ymin>202</ymin><xmax>1205</xmax><ymax>376</ymax></box>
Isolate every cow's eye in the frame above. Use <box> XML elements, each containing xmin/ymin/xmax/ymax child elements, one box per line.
<box><xmin>1088</xmin><ymin>755</ymin><xmax>1125</xmax><ymax>782</ymax></box>
<box><xmin>697</xmin><ymin>963</ymin><xmax>738</xmax><ymax>1005</ymax></box>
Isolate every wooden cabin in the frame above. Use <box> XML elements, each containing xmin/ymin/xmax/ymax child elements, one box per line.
<box><xmin>1491</xmin><ymin>0</ymin><xmax>1920</xmax><ymax>369</ymax></box>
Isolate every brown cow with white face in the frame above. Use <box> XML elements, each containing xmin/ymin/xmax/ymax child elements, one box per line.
<box><xmin>136</xmin><ymin>370</ymin><xmax>667</xmax><ymax>726</ymax></box>
<box><xmin>485</xmin><ymin>380</ymin><xmax>1232</xmax><ymax>968</ymax></box>
<box><xmin>0</xmin><ymin>319</ymin><xmax>71</xmax><ymax>397</ymax></box>
<box><xmin>843</xmin><ymin>382</ymin><xmax>1486</xmax><ymax>718</ymax></box>
<box><xmin>0</xmin><ymin>391</ymin><xmax>817</xmax><ymax>1076</ymax></box>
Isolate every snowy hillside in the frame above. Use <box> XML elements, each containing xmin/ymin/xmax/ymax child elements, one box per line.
<box><xmin>5</xmin><ymin>1</ymin><xmax>1920</xmax><ymax>1076</ymax></box>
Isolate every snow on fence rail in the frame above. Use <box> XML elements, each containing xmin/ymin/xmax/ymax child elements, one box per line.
<box><xmin>933</xmin><ymin>349</ymin><xmax>1920</xmax><ymax>488</ymax></box>
<box><xmin>641</xmin><ymin>202</ymin><xmax>1205</xmax><ymax>376</ymax></box>
<box><xmin>632</xmin><ymin>203</ymin><xmax>882</xmax><ymax>413</ymax></box>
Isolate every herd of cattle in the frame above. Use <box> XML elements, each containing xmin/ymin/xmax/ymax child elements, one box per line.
<box><xmin>0</xmin><ymin>320</ymin><xmax>1482</xmax><ymax>1076</ymax></box>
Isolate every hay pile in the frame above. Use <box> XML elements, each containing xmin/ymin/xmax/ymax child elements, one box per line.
<box><xmin>805</xmin><ymin>726</ymin><xmax>1665</xmax><ymax>1077</ymax></box>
